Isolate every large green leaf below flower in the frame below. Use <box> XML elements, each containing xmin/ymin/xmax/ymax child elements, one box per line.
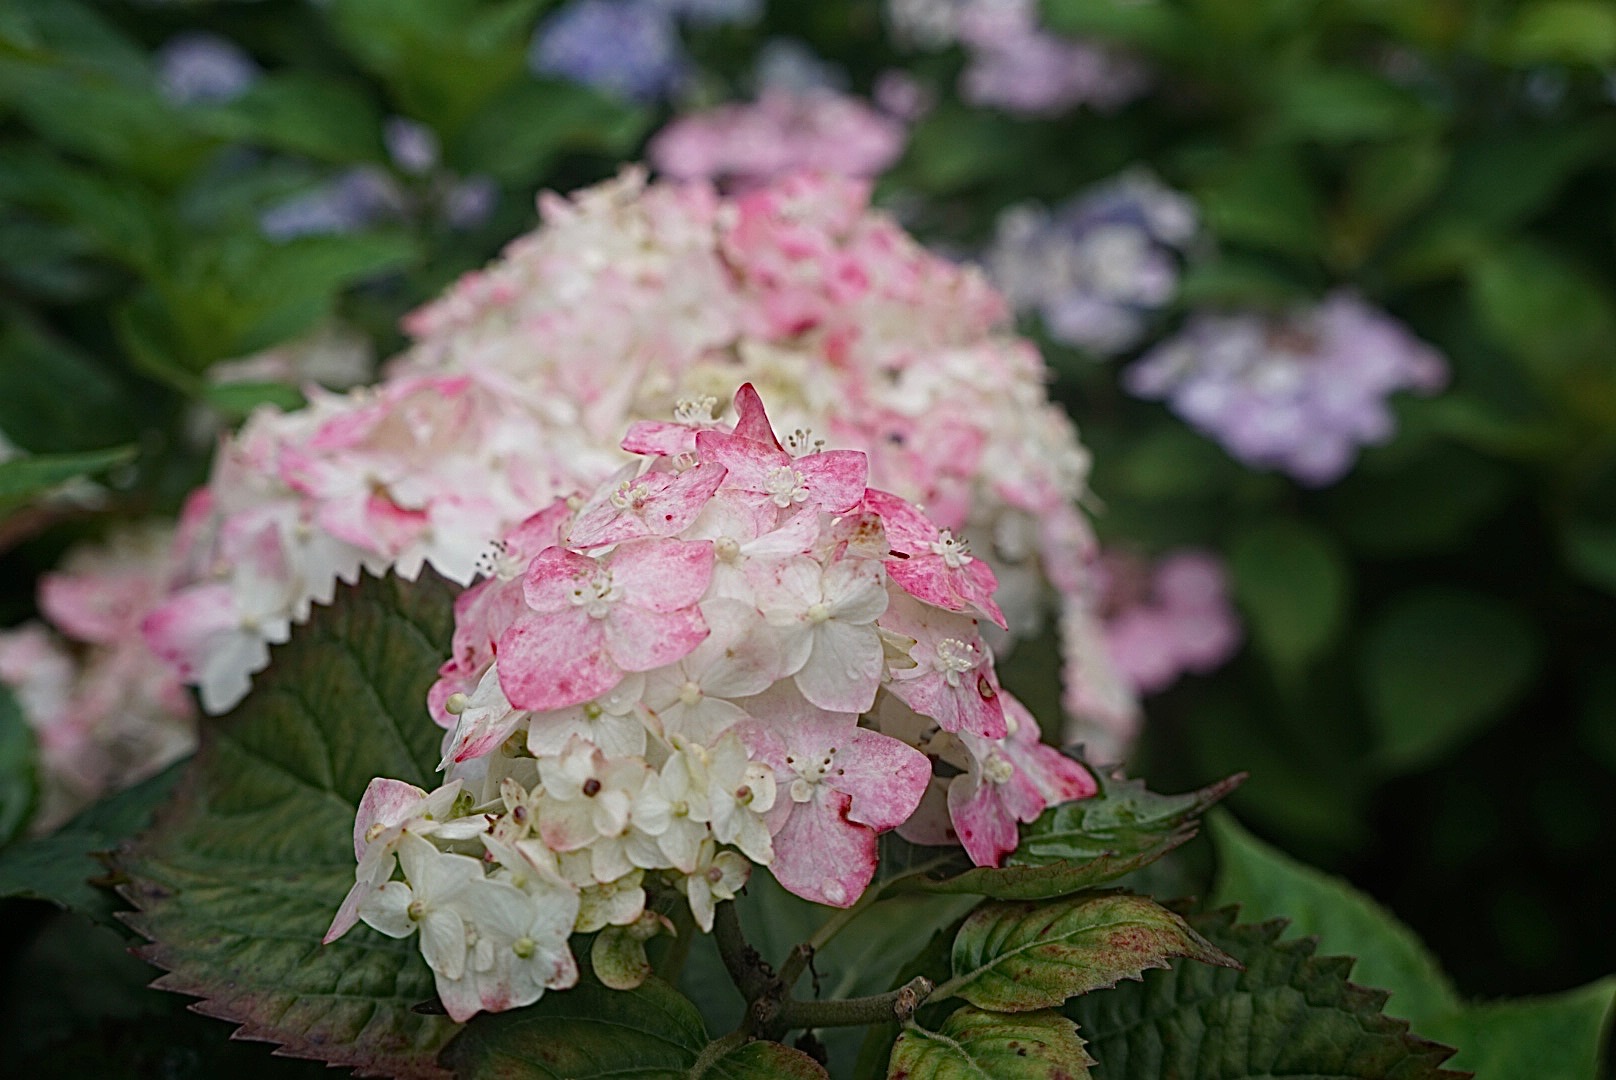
<box><xmin>116</xmin><ymin>572</ymin><xmax>462</xmax><ymax>1079</ymax></box>
<box><xmin>1067</xmin><ymin>909</ymin><xmax>1468</xmax><ymax>1080</ymax></box>
<box><xmin>1210</xmin><ymin>813</ymin><xmax>1616</xmax><ymax>1078</ymax></box>
<box><xmin>440</xmin><ymin>976</ymin><xmax>828</xmax><ymax>1079</ymax></box>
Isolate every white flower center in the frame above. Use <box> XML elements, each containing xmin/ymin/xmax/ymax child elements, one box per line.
<box><xmin>678</xmin><ymin>680</ymin><xmax>703</xmax><ymax>707</ymax></box>
<box><xmin>786</xmin><ymin>747</ymin><xmax>837</xmax><ymax>802</ymax></box>
<box><xmin>929</xmin><ymin>531</ymin><xmax>973</xmax><ymax>568</ymax></box>
<box><xmin>714</xmin><ymin>536</ymin><xmax>741</xmax><ymax>563</ymax></box>
<box><xmin>513</xmin><ymin>936</ymin><xmax>537</xmax><ymax>959</ymax></box>
<box><xmin>764</xmin><ymin>465</ymin><xmax>810</xmax><ymax>508</ymax></box>
<box><xmin>674</xmin><ymin>394</ymin><xmax>717</xmax><ymax>424</ymax></box>
<box><xmin>569</xmin><ymin>568</ymin><xmax>622</xmax><ymax>619</ymax></box>
<box><xmin>934</xmin><ymin>637</ymin><xmax>977</xmax><ymax>687</ymax></box>
<box><xmin>984</xmin><ymin>752</ymin><xmax>1015</xmax><ymax>786</ymax></box>
<box><xmin>806</xmin><ymin>602</ymin><xmax>831</xmax><ymax>624</ymax></box>
<box><xmin>609</xmin><ymin>480</ymin><xmax>652</xmax><ymax>511</ymax></box>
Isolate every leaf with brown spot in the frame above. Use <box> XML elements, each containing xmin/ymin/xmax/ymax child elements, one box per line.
<box><xmin>942</xmin><ymin>892</ymin><xmax>1239</xmax><ymax>1012</ymax></box>
<box><xmin>887</xmin><ymin>1007</ymin><xmax>1094</xmax><ymax>1079</ymax></box>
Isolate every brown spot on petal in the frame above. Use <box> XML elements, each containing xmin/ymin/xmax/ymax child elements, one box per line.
<box><xmin>582</xmin><ymin>778</ymin><xmax>602</xmax><ymax>797</ymax></box>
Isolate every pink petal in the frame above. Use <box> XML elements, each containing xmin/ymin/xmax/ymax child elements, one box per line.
<box><xmin>886</xmin><ymin>554</ymin><xmax>1008</xmax><ymax>629</ymax></box>
<box><xmin>832</xmin><ymin>727</ymin><xmax>931</xmax><ymax>832</ymax></box>
<box><xmin>947</xmin><ymin>769</ymin><xmax>1042</xmax><ymax>868</ymax></box>
<box><xmin>793</xmin><ymin>451</ymin><xmax>869</xmax><ymax>514</ymax></box>
<box><xmin>621</xmin><ymin>420</ymin><xmax>698</xmax><ymax>457</ymax></box>
<box><xmin>352</xmin><ymin>778</ymin><xmax>429</xmax><ymax>859</ymax></box>
<box><xmin>569</xmin><ymin>463</ymin><xmax>726</xmax><ymax>549</ymax></box>
<box><xmin>730</xmin><ymin>383</ymin><xmax>782</xmax><ymax>448</ymax></box>
<box><xmin>497</xmin><ymin>609</ymin><xmax>617</xmax><ymax>711</ymax></box>
<box><xmin>604</xmin><ymin>604</ymin><xmax>709</xmax><ymax>672</ymax></box>
<box><xmin>140</xmin><ymin>584</ymin><xmax>236</xmax><ymax>684</ymax></box>
<box><xmin>863</xmin><ymin>487</ymin><xmax>937</xmax><ymax>552</ymax></box>
<box><xmin>607</xmin><ymin>538</ymin><xmax>714</xmax><ymax>613</ymax></box>
<box><xmin>768</xmin><ymin>788</ymin><xmax>878</xmax><ymax>908</ymax></box>
<box><xmin>521</xmin><ymin>547</ymin><xmax>601</xmax><ymax>614</ymax></box>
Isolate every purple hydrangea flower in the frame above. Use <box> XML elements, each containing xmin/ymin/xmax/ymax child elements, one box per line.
<box><xmin>156</xmin><ymin>32</ymin><xmax>259</xmax><ymax>106</ymax></box>
<box><xmin>529</xmin><ymin>0</ymin><xmax>688</xmax><ymax>102</ymax></box>
<box><xmin>259</xmin><ymin>169</ymin><xmax>406</xmax><ymax>240</ymax></box>
<box><xmin>383</xmin><ymin>117</ymin><xmax>440</xmax><ymax>176</ymax></box>
<box><xmin>987</xmin><ymin>171</ymin><xmax>1198</xmax><ymax>356</ymax></box>
<box><xmin>1124</xmin><ymin>292</ymin><xmax>1449</xmax><ymax>485</ymax></box>
<box><xmin>886</xmin><ymin>0</ymin><xmax>1149</xmax><ymax>115</ymax></box>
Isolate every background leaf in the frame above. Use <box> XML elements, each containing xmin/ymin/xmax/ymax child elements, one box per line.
<box><xmin>1360</xmin><ymin>588</ymin><xmax>1543</xmax><ymax>772</ymax></box>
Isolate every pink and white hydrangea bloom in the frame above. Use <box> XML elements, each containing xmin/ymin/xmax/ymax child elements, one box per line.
<box><xmin>141</xmin><ymin>168</ymin><xmax>1130</xmax><ymax>758</ymax></box>
<box><xmin>329</xmin><ymin>386</ymin><xmax>1099</xmax><ymax>1018</ymax></box>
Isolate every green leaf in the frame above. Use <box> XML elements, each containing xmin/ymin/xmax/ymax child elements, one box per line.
<box><xmin>1470</xmin><ymin>240</ymin><xmax>1616</xmax><ymax>384</ymax></box>
<box><xmin>888</xmin><ymin>1007</ymin><xmax>1094</xmax><ymax>1079</ymax></box>
<box><xmin>0</xmin><ymin>685</ymin><xmax>38</xmax><ymax>844</ymax></box>
<box><xmin>1227</xmin><ymin>519</ymin><xmax>1349</xmax><ymax>673</ymax></box>
<box><xmin>191</xmin><ymin>73</ymin><xmax>386</xmax><ymax>164</ymax></box>
<box><xmin>201</xmin><ymin>381</ymin><xmax>308</xmax><ymax>419</ymax></box>
<box><xmin>0</xmin><ymin>761</ymin><xmax>183</xmax><ymax>929</ymax></box>
<box><xmin>448</xmin><ymin>79</ymin><xmax>652</xmax><ymax>183</ymax></box>
<box><xmin>1563</xmin><ymin>521</ymin><xmax>1616</xmax><ymax>596</ymax></box>
<box><xmin>1499</xmin><ymin>0</ymin><xmax>1616</xmax><ymax>65</ymax></box>
<box><xmin>943</xmin><ymin>893</ymin><xmax>1238</xmax><ymax>1012</ymax></box>
<box><xmin>1208</xmin><ymin>815</ymin><xmax>1616</xmax><ymax>1078</ymax></box>
<box><xmin>891</xmin><ymin>769</ymin><xmax>1243</xmax><ymax>901</ymax></box>
<box><xmin>0</xmin><ymin>445</ymin><xmax>136</xmax><ymax>511</ymax></box>
<box><xmin>324</xmin><ymin>0</ymin><xmax>543</xmax><ymax>132</ymax></box>
<box><xmin>1424</xmin><ymin>978</ymin><xmax>1616</xmax><ymax>1079</ymax></box>
<box><xmin>1268</xmin><ymin>69</ymin><xmax>1431</xmax><ymax>144</ymax></box>
<box><xmin>116</xmin><ymin>572</ymin><xmax>462</xmax><ymax>1077</ymax></box>
<box><xmin>1192</xmin><ymin>149</ymin><xmax>1322</xmax><ymax>258</ymax></box>
<box><xmin>1208</xmin><ymin>813</ymin><xmax>1458</xmax><ymax>1026</ymax></box>
<box><xmin>440</xmin><ymin>976</ymin><xmax>828</xmax><ymax>1079</ymax></box>
<box><xmin>1361</xmin><ymin>587</ymin><xmax>1543</xmax><ymax>771</ymax></box>
<box><xmin>1067</xmin><ymin>909</ymin><xmax>1466</xmax><ymax>1079</ymax></box>
<box><xmin>0</xmin><ymin>311</ymin><xmax>146</xmax><ymax>453</ymax></box>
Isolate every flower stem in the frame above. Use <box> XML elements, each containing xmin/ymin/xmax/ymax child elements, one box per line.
<box><xmin>768</xmin><ymin>976</ymin><xmax>935</xmax><ymax>1032</ymax></box>
<box><xmin>712</xmin><ymin>900</ymin><xmax>772</xmax><ymax>1002</ymax></box>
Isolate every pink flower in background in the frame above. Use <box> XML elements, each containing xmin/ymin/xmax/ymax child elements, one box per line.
<box><xmin>649</xmin><ymin>90</ymin><xmax>907</xmax><ymax>189</ymax></box>
<box><xmin>0</xmin><ymin>524</ymin><xmax>196</xmax><ymax>833</ymax></box>
<box><xmin>1093</xmin><ymin>548</ymin><xmax>1243</xmax><ymax>696</ymax></box>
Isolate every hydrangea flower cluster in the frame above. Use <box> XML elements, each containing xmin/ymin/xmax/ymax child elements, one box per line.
<box><xmin>886</xmin><ymin>0</ymin><xmax>1150</xmax><ymax>116</ymax></box>
<box><xmin>529</xmin><ymin>0</ymin><xmax>761</xmax><ymax>103</ymax></box>
<box><xmin>1091</xmin><ymin>549</ymin><xmax>1241</xmax><ymax>697</ymax></box>
<box><xmin>0</xmin><ymin>525</ymin><xmax>196</xmax><ymax>832</ymax></box>
<box><xmin>1124</xmin><ymin>292</ymin><xmax>1449</xmax><ymax>486</ymax></box>
<box><xmin>145</xmin><ymin>168</ymin><xmax>1133</xmax><ymax>754</ymax></box>
<box><xmin>155</xmin><ymin>32</ymin><xmax>259</xmax><ymax>106</ymax></box>
<box><xmin>324</xmin><ymin>385</ymin><xmax>1095</xmax><ymax>1020</ymax></box>
<box><xmin>649</xmin><ymin>89</ymin><xmax>907</xmax><ymax>190</ymax></box>
<box><xmin>987</xmin><ymin>171</ymin><xmax>1199</xmax><ymax>356</ymax></box>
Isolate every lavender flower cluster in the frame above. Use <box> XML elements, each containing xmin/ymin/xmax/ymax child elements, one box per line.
<box><xmin>1124</xmin><ymin>292</ymin><xmax>1449</xmax><ymax>485</ymax></box>
<box><xmin>987</xmin><ymin>171</ymin><xmax>1199</xmax><ymax>356</ymax></box>
<box><xmin>886</xmin><ymin>0</ymin><xmax>1149</xmax><ymax>115</ymax></box>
